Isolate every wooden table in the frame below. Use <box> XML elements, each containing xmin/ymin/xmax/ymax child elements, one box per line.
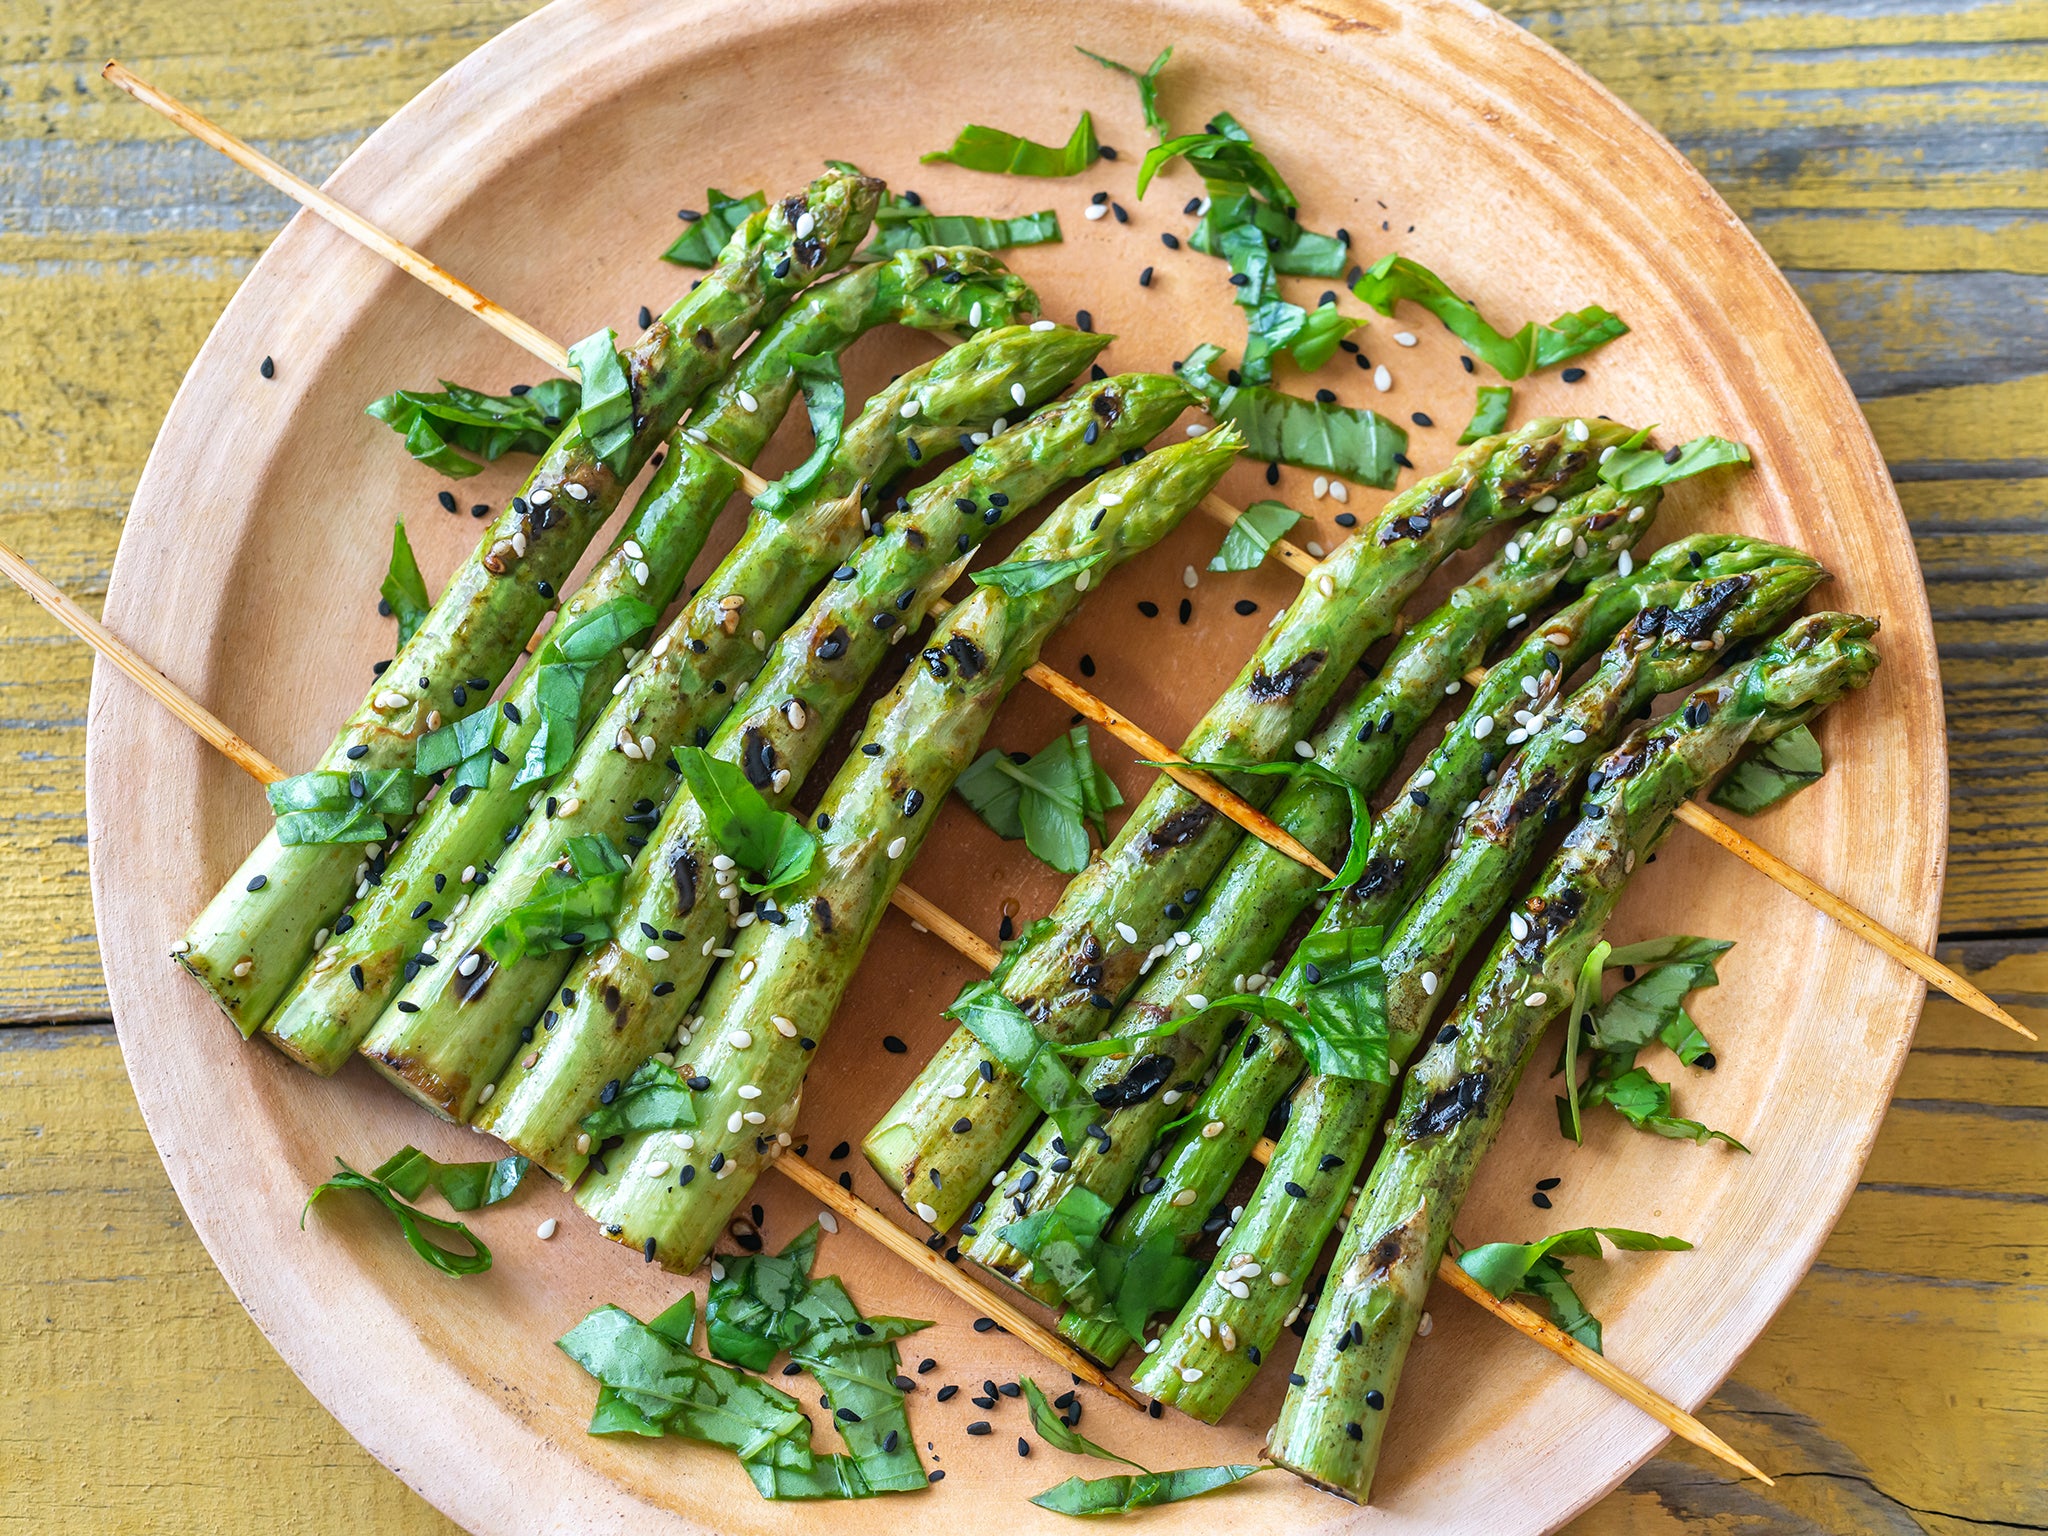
<box><xmin>1</xmin><ymin>3</ymin><xmax>2039</xmax><ymax>1531</ymax></box>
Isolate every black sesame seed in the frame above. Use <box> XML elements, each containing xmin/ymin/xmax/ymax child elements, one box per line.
<box><xmin>1366</xmin><ymin>1389</ymin><xmax>1386</xmax><ymax>1410</ymax></box>
<box><xmin>643</xmin><ymin>1237</ymin><xmax>657</xmax><ymax>1262</ymax></box>
<box><xmin>1234</xmin><ymin>599</ymin><xmax>1259</xmax><ymax>616</ymax></box>
<box><xmin>438</xmin><ymin>491</ymin><xmax>458</xmax><ymax>513</ymax></box>
<box><xmin>1532</xmin><ymin>1191</ymin><xmax>1553</xmax><ymax>1209</ymax></box>
<box><xmin>1336</xmin><ymin>511</ymin><xmax>1358</xmax><ymax>527</ymax></box>
<box><xmin>246</xmin><ymin>874</ymin><xmax>268</xmax><ymax>892</ymax></box>
<box><xmin>1017</xmin><ymin>1437</ymin><xmax>1031</xmax><ymax>1457</ymax></box>
<box><xmin>1412</xmin><ymin>412</ymin><xmax>1434</xmax><ymax>428</ymax></box>
<box><xmin>259</xmin><ymin>355</ymin><xmax>275</xmax><ymax>379</ymax></box>
<box><xmin>1160</xmin><ymin>232</ymin><xmax>1180</xmax><ymax>249</ymax></box>
<box><xmin>883</xmin><ymin>1035</ymin><xmax>908</xmax><ymax>1054</ymax></box>
<box><xmin>1078</xmin><ymin>654</ymin><xmax>1096</xmax><ymax>677</ymax></box>
<box><xmin>1137</xmin><ymin>599</ymin><xmax>1159</xmax><ymax>617</ymax></box>
<box><xmin>1562</xmin><ymin>367</ymin><xmax>1587</xmax><ymax>383</ymax></box>
<box><xmin>967</xmin><ymin>1422</ymin><xmax>992</xmax><ymax>1436</ymax></box>
<box><xmin>637</xmin><ymin>305</ymin><xmax>653</xmax><ymax>329</ymax></box>
<box><xmin>1178</xmin><ymin>597</ymin><xmax>1192</xmax><ymax>624</ymax></box>
<box><xmin>937</xmin><ymin>1383</ymin><xmax>959</xmax><ymax>1402</ymax></box>
<box><xmin>973</xmin><ymin>1316</ymin><xmax>997</xmax><ymax>1333</ymax></box>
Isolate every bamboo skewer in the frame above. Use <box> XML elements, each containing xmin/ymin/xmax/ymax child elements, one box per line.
<box><xmin>1243</xmin><ymin>1136</ymin><xmax>1772</xmax><ymax>1484</ymax></box>
<box><xmin>108</xmin><ymin>59</ymin><xmax>2008</xmax><ymax>1044</ymax></box>
<box><xmin>14</xmin><ymin>540</ymin><xmax>1765</xmax><ymax>1458</ymax></box>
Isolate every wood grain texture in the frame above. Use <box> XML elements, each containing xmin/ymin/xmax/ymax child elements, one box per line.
<box><xmin>0</xmin><ymin>0</ymin><xmax>2039</xmax><ymax>1532</ymax></box>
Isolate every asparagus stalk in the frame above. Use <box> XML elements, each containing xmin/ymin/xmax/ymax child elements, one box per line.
<box><xmin>1131</xmin><ymin>544</ymin><xmax>1824</xmax><ymax>1420</ymax></box>
<box><xmin>1056</xmin><ymin>530</ymin><xmax>1784</xmax><ymax>1365</ymax></box>
<box><xmin>580</xmin><ymin>429</ymin><xmax>1246</xmax><ymax>1268</ymax></box>
<box><xmin>866</xmin><ymin>416</ymin><xmax>1644</xmax><ymax>1231</ymax></box>
<box><xmin>1270</xmin><ymin>612</ymin><xmax>1881</xmax><ymax>1501</ymax></box>
<box><xmin>178</xmin><ymin>169</ymin><xmax>880</xmax><ymax>1034</ymax></box>
<box><xmin>262</xmin><ymin>248</ymin><xmax>1038</xmax><ymax>1073</ymax></box>
<box><xmin>363</xmin><ymin>338</ymin><xmax>1153</xmax><ymax>1137</ymax></box>
<box><xmin>966</xmin><ymin>484</ymin><xmax>1663</xmax><ymax>1298</ymax></box>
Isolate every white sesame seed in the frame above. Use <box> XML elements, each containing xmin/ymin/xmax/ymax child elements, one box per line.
<box><xmin>1180</xmin><ymin>1367</ymin><xmax>1203</xmax><ymax>1383</ymax></box>
<box><xmin>1011</xmin><ymin>382</ymin><xmax>1028</xmax><ymax>408</ymax></box>
<box><xmin>773</xmin><ymin>1015</ymin><xmax>798</xmax><ymax>1037</ymax></box>
<box><xmin>646</xmin><ymin>1160</ymin><xmax>671</xmax><ymax>1177</ymax></box>
<box><xmin>738</xmin><ymin>959</ymin><xmax>755</xmax><ymax>980</ymax></box>
<box><xmin>1201</xmin><ymin>1120</ymin><xmax>1224</xmax><ymax>1139</ymax></box>
<box><xmin>1084</xmin><ymin>202</ymin><xmax>1109</xmax><ymax>220</ymax></box>
<box><xmin>737</xmin><ymin>389</ymin><xmax>759</xmax><ymax>412</ymax></box>
<box><xmin>373</xmin><ymin>689</ymin><xmax>410</xmax><ymax>711</ymax></box>
<box><xmin>737</xmin><ymin>1084</ymin><xmax>762</xmax><ymax>1100</ymax></box>
<box><xmin>1295</xmin><ymin>740</ymin><xmax>1313</xmax><ymax>758</ymax></box>
<box><xmin>1143</xmin><ymin>1338</ymin><xmax>1160</xmax><ymax>1354</ymax></box>
<box><xmin>1599</xmin><ymin>445</ymin><xmax>1616</xmax><ymax>463</ymax></box>
<box><xmin>941</xmin><ymin>1083</ymin><xmax>967</xmax><ymax>1099</ymax></box>
<box><xmin>1030</xmin><ymin>319</ymin><xmax>1056</xmax><ymax>331</ymax></box>
<box><xmin>1394</xmin><ymin>331</ymin><xmax>1418</xmax><ymax>347</ymax></box>
<box><xmin>646</xmin><ymin>945</ymin><xmax>669</xmax><ymax>961</ymax></box>
<box><xmin>537</xmin><ymin>1218</ymin><xmax>558</xmax><ymax>1239</ymax></box>
<box><xmin>1116</xmin><ymin>922</ymin><xmax>1138</xmax><ymax>944</ymax></box>
<box><xmin>633</xmin><ymin>560</ymin><xmax>650</xmax><ymax>584</ymax></box>
<box><xmin>1418</xmin><ymin>1310</ymin><xmax>1434</xmax><ymax>1337</ymax></box>
<box><xmin>1329</xmin><ymin>480</ymin><xmax>1350</xmax><ymax>505</ymax></box>
<box><xmin>899</xmin><ymin>399</ymin><xmax>920</xmax><ymax>419</ymax></box>
<box><xmin>1618</xmin><ymin>550</ymin><xmax>1634</xmax><ymax>576</ymax></box>
<box><xmin>1526</xmin><ymin>991</ymin><xmax>1549</xmax><ymax>1007</ymax></box>
<box><xmin>712</xmin><ymin>854</ymin><xmax>736</xmax><ymax>871</ymax></box>
<box><xmin>477</xmin><ymin>1082</ymin><xmax>496</xmax><ymax>1104</ymax></box>
<box><xmin>1446</xmin><ymin>680</ymin><xmax>1461</xmax><ymax>695</ymax></box>
<box><xmin>1503</xmin><ymin>541</ymin><xmax>1522</xmax><ymax>563</ymax></box>
<box><xmin>576</xmin><ymin>1133</ymin><xmax>592</xmax><ymax>1154</ymax></box>
<box><xmin>887</xmin><ymin>836</ymin><xmax>907</xmax><ymax>859</ymax></box>
<box><xmin>727</xmin><ymin>1111</ymin><xmax>745</xmax><ymax>1133</ymax></box>
<box><xmin>969</xmin><ymin>302</ymin><xmax>983</xmax><ymax>327</ymax></box>
<box><xmin>1170</xmin><ymin>1187</ymin><xmax>1198</xmax><ymax>1207</ymax></box>
<box><xmin>1511</xmin><ymin>913</ymin><xmax>1531</xmax><ymax>941</ymax></box>
<box><xmin>1505</xmin><ymin>728</ymin><xmax>1528</xmax><ymax>745</ymax></box>
<box><xmin>1522</xmin><ymin>675</ymin><xmax>1541</xmax><ymax>698</ymax></box>
<box><xmin>1568</xmin><ymin>419</ymin><xmax>1590</xmax><ymax>442</ymax></box>
<box><xmin>673</xmin><ymin>1132</ymin><xmax>694</xmax><ymax>1149</ymax></box>
<box><xmin>1534</xmin><ymin>495</ymin><xmax>1558</xmax><ymax>513</ymax></box>
<box><xmin>1306</xmin><ymin>540</ymin><xmax>1326</xmax><ymax>557</ymax></box>
<box><xmin>794</xmin><ymin>209</ymin><xmax>816</xmax><ymax>238</ymax></box>
<box><xmin>231</xmin><ymin>959</ymin><xmax>253</xmax><ymax>979</ymax></box>
<box><xmin>1312</xmin><ymin>475</ymin><xmax>1329</xmax><ymax>500</ymax></box>
<box><xmin>728</xmin><ymin>1029</ymin><xmax>753</xmax><ymax>1049</ymax></box>
<box><xmin>1184</xmin><ymin>994</ymin><xmax>1208</xmax><ymax>1010</ymax></box>
<box><xmin>1182</xmin><ymin>564</ymin><xmax>1199</xmax><ymax>589</ymax></box>
<box><xmin>565</xmin><ymin>482</ymin><xmax>589</xmax><ymax>502</ymax></box>
<box><xmin>770</xmin><ymin>768</ymin><xmax>790</xmax><ymax>793</ymax></box>
<box><xmin>1422</xmin><ymin>971</ymin><xmax>1438</xmax><ymax>996</ymax></box>
<box><xmin>915</xmin><ymin>1201</ymin><xmax>939</xmax><ymax>1222</ymax></box>
<box><xmin>458</xmin><ymin>953</ymin><xmax>481</xmax><ymax>977</ymax></box>
<box><xmin>640</xmin><ymin>734</ymin><xmax>657</xmax><ymax>760</ymax></box>
<box><xmin>1472</xmin><ymin>716</ymin><xmax>1495</xmax><ymax>739</ymax></box>
<box><xmin>1414</xmin><ymin>769</ymin><xmax>1437</xmax><ymax>789</ymax></box>
<box><xmin>1507</xmin><ymin>613</ymin><xmax>1527</xmax><ymax>628</ymax></box>
<box><xmin>1161</xmin><ymin>1089</ymin><xmax>1184</xmax><ymax>1105</ymax></box>
<box><xmin>1373</xmin><ymin>364</ymin><xmax>1392</xmax><ymax>392</ymax></box>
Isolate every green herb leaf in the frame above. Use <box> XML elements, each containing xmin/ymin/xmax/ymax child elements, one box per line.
<box><xmin>999</xmin><ymin>1198</ymin><xmax>1200</xmax><ymax>1341</ymax></box>
<box><xmin>1030</xmin><ymin>1465</ymin><xmax>1268</xmax><ymax>1516</ymax></box>
<box><xmin>416</xmin><ymin>705</ymin><xmax>500</xmax><ymax>789</ymax></box>
<box><xmin>479</xmin><ymin>832</ymin><xmax>631</xmax><ymax>963</ymax></box>
<box><xmin>371</xmin><ymin>1145</ymin><xmax>529</xmax><ymax>1210</ymax></box>
<box><xmin>1352</xmin><ymin>254</ymin><xmax>1628</xmax><ymax>379</ymax></box>
<box><xmin>1560</xmin><ymin>939</ymin><xmax>1611</xmax><ymax>1144</ymax></box>
<box><xmin>865</xmin><ymin>202</ymin><xmax>1063</xmax><ymax>258</ymax></box>
<box><xmin>510</xmin><ymin>595</ymin><xmax>659</xmax><ymax>790</ymax></box>
<box><xmin>578</xmin><ymin>1058</ymin><xmax>699</xmax><ymax>1146</ymax></box>
<box><xmin>673</xmin><ymin>746</ymin><xmax>817</xmax><ymax>894</ymax></box>
<box><xmin>754</xmin><ymin>352</ymin><xmax>846</xmax><ymax>514</ymax></box>
<box><xmin>568</xmin><ymin>327</ymin><xmax>636</xmax><ymax>476</ymax></box>
<box><xmin>1136</xmin><ymin>113</ymin><xmax>1293</xmax><ymax>206</ymax></box>
<box><xmin>1571</xmin><ymin>1066</ymin><xmax>1748</xmax><ymax>1149</ymax></box>
<box><xmin>708</xmin><ymin>1225</ymin><xmax>824</xmax><ymax>1372</ymax></box>
<box><xmin>382</xmin><ymin>519</ymin><xmax>433</xmax><ymax>649</ymax></box>
<box><xmin>365</xmin><ymin>379</ymin><xmax>577</xmax><ymax>478</ymax></box>
<box><xmin>970</xmin><ymin>549</ymin><xmax>1110</xmax><ymax>597</ymax></box>
<box><xmin>1023</xmin><ymin>1377</ymin><xmax>1145</xmax><ymax>1467</ymax></box>
<box><xmin>1457</xmin><ymin>1226</ymin><xmax>1691</xmax><ymax>1353</ymax></box>
<box><xmin>957</xmin><ymin>727</ymin><xmax>1121</xmax><ymax>876</ymax></box>
<box><xmin>302</xmin><ymin>1158</ymin><xmax>491</xmax><ymax>1275</ymax></box>
<box><xmin>1710</xmin><ymin>723</ymin><xmax>1825</xmax><ymax>815</ymax></box>
<box><xmin>1598</xmin><ymin>434</ymin><xmax>1750</xmax><ymax>492</ymax></box>
<box><xmin>1294</xmin><ymin>925</ymin><xmax>1390</xmax><ymax>1081</ymax></box>
<box><xmin>1178</xmin><ymin>344</ymin><xmax>1404</xmax><ymax>486</ymax></box>
<box><xmin>946</xmin><ymin>979</ymin><xmax>1098</xmax><ymax>1145</ymax></box>
<box><xmin>1460</xmin><ymin>384</ymin><xmax>1514</xmax><ymax>444</ymax></box>
<box><xmin>661</xmin><ymin>189</ymin><xmax>767</xmax><ymax>266</ymax></box>
<box><xmin>923</xmin><ymin>113</ymin><xmax>1099</xmax><ymax>176</ymax></box>
<box><xmin>1189</xmin><ymin>192</ymin><xmax>1347</xmax><ymax>279</ymax></box>
<box><xmin>266</xmin><ymin>765</ymin><xmax>420</xmax><ymax>846</ymax></box>
<box><xmin>1078</xmin><ymin>45</ymin><xmax>1173</xmax><ymax>137</ymax></box>
<box><xmin>1285</xmin><ymin>300</ymin><xmax>1369</xmax><ymax>372</ymax></box>
<box><xmin>1593</xmin><ymin>936</ymin><xmax>1730</xmax><ymax>1059</ymax></box>
<box><xmin>1207</xmin><ymin>499</ymin><xmax>1303</xmax><ymax>572</ymax></box>
<box><xmin>1049</xmin><ymin>992</ymin><xmax>1296</xmax><ymax>1060</ymax></box>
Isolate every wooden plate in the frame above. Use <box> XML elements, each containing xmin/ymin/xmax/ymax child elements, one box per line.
<box><xmin>86</xmin><ymin>0</ymin><xmax>1943</xmax><ymax>1530</ymax></box>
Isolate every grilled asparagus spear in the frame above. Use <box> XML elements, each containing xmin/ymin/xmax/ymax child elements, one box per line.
<box><xmin>264</xmin><ymin>249</ymin><xmax>1038</xmax><ymax>1072</ymax></box>
<box><xmin>579</xmin><ymin>429</ymin><xmax>1245</xmax><ymax>1269</ymax></box>
<box><xmin>966</xmin><ymin>485</ymin><xmax>1663</xmax><ymax>1298</ymax></box>
<box><xmin>866</xmin><ymin>417</ymin><xmax>1644</xmax><ymax>1231</ymax></box>
<box><xmin>363</xmin><ymin>339</ymin><xmax>1153</xmax><ymax>1138</ymax></box>
<box><xmin>1056</xmin><ymin>530</ymin><xmax>1782</xmax><ymax>1365</ymax></box>
<box><xmin>1131</xmin><ymin>546</ymin><xmax>1824</xmax><ymax>1420</ymax></box>
<box><xmin>1270</xmin><ymin>612</ymin><xmax>1881</xmax><ymax>1501</ymax></box>
<box><xmin>179</xmin><ymin>170</ymin><xmax>880</xmax><ymax>1034</ymax></box>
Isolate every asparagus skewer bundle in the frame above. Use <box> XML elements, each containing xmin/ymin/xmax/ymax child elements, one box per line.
<box><xmin>1270</xmin><ymin>612</ymin><xmax>1881</xmax><ymax>1501</ymax></box>
<box><xmin>1130</xmin><ymin>545</ymin><xmax>1824</xmax><ymax>1419</ymax></box>
<box><xmin>179</xmin><ymin>169</ymin><xmax>880</xmax><ymax>1033</ymax></box>
<box><xmin>265</xmin><ymin>249</ymin><xmax>1038</xmax><ymax>1072</ymax></box>
<box><xmin>363</xmin><ymin>337</ymin><xmax>1152</xmax><ymax>1137</ymax></box>
<box><xmin>965</xmin><ymin>484</ymin><xmax>1664</xmax><ymax>1300</ymax></box>
<box><xmin>866</xmin><ymin>417</ymin><xmax>1646</xmax><ymax>1231</ymax></box>
<box><xmin>579</xmin><ymin>429</ymin><xmax>1246</xmax><ymax>1269</ymax></box>
<box><xmin>1057</xmin><ymin>530</ymin><xmax>1783</xmax><ymax>1364</ymax></box>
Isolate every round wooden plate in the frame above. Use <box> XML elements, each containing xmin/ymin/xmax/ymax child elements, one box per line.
<box><xmin>87</xmin><ymin>0</ymin><xmax>1942</xmax><ymax>1530</ymax></box>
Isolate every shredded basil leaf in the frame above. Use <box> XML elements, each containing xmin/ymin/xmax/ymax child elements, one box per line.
<box><xmin>1285</xmin><ymin>300</ymin><xmax>1370</xmax><ymax>373</ymax></box>
<box><xmin>946</xmin><ymin>980</ymin><xmax>1098</xmax><ymax>1145</ymax></box>
<box><xmin>923</xmin><ymin>113</ymin><xmax>1099</xmax><ymax>176</ymax></box>
<box><xmin>1000</xmin><ymin>1198</ymin><xmax>1201</xmax><ymax>1342</ymax></box>
<box><xmin>1077</xmin><ymin>45</ymin><xmax>1173</xmax><ymax>137</ymax></box>
<box><xmin>512</xmin><ymin>595</ymin><xmax>658</xmax><ymax>788</ymax></box>
<box><xmin>1352</xmin><ymin>254</ymin><xmax>1628</xmax><ymax>379</ymax></box>
<box><xmin>1460</xmin><ymin>384</ymin><xmax>1514</xmax><ymax>444</ymax></box>
<box><xmin>673</xmin><ymin>746</ymin><xmax>817</xmax><ymax>894</ymax></box>
<box><xmin>372</xmin><ymin>1145</ymin><xmax>529</xmax><ymax>1210</ymax></box>
<box><xmin>1178</xmin><ymin>344</ymin><xmax>1404</xmax><ymax>486</ymax></box>
<box><xmin>1710</xmin><ymin>723</ymin><xmax>1824</xmax><ymax>815</ymax></box>
<box><xmin>365</xmin><ymin>378</ymin><xmax>578</xmax><ymax>478</ymax></box>
<box><xmin>1030</xmin><ymin>1465</ymin><xmax>1269</xmax><ymax>1516</ymax></box>
<box><xmin>661</xmin><ymin>188</ymin><xmax>767</xmax><ymax>266</ymax></box>
<box><xmin>381</xmin><ymin>519</ymin><xmax>432</xmax><ymax>649</ymax></box>
<box><xmin>1293</xmin><ymin>925</ymin><xmax>1390</xmax><ymax>1081</ymax></box>
<box><xmin>1457</xmin><ymin>1226</ymin><xmax>1691</xmax><ymax>1354</ymax></box>
<box><xmin>866</xmin><ymin>202</ymin><xmax>1062</xmax><ymax>258</ymax></box>
<box><xmin>479</xmin><ymin>832</ymin><xmax>630</xmax><ymax>962</ymax></box>
<box><xmin>1207</xmin><ymin>499</ymin><xmax>1302</xmax><ymax>572</ymax></box>
<box><xmin>416</xmin><ymin>705</ymin><xmax>499</xmax><ymax>790</ymax></box>
<box><xmin>267</xmin><ymin>765</ymin><xmax>419</xmax><ymax>846</ymax></box>
<box><xmin>1137</xmin><ymin>112</ymin><xmax>1293</xmax><ymax>206</ymax></box>
<box><xmin>568</xmin><ymin>327</ymin><xmax>636</xmax><ymax>475</ymax></box>
<box><xmin>1559</xmin><ymin>940</ymin><xmax>1610</xmax><ymax>1144</ymax></box>
<box><xmin>1023</xmin><ymin>1377</ymin><xmax>1144</xmax><ymax>1466</ymax></box>
<box><xmin>1189</xmin><ymin>191</ymin><xmax>1347</xmax><ymax>279</ymax></box>
<box><xmin>708</xmin><ymin>1225</ymin><xmax>824</xmax><ymax>1372</ymax></box>
<box><xmin>1599</xmin><ymin>434</ymin><xmax>1751</xmax><ymax>492</ymax></box>
<box><xmin>957</xmin><ymin>726</ymin><xmax>1121</xmax><ymax>876</ymax></box>
<box><xmin>969</xmin><ymin>549</ymin><xmax>1109</xmax><ymax>598</ymax></box>
<box><xmin>578</xmin><ymin>1058</ymin><xmax>698</xmax><ymax>1146</ymax></box>
<box><xmin>753</xmin><ymin>352</ymin><xmax>845</xmax><ymax>514</ymax></box>
<box><xmin>302</xmin><ymin>1158</ymin><xmax>491</xmax><ymax>1275</ymax></box>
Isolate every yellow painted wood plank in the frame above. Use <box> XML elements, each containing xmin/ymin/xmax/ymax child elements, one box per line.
<box><xmin>1753</xmin><ymin>211</ymin><xmax>2048</xmax><ymax>277</ymax></box>
<box><xmin>1507</xmin><ymin>0</ymin><xmax>2048</xmax><ymax>53</ymax></box>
